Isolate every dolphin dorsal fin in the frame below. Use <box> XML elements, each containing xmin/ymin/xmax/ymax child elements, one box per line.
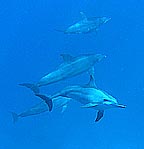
<box><xmin>60</xmin><ymin>54</ymin><xmax>74</xmax><ymax>63</ymax></box>
<box><xmin>87</xmin><ymin>75</ymin><xmax>97</xmax><ymax>88</ymax></box>
<box><xmin>80</xmin><ymin>12</ymin><xmax>87</xmax><ymax>21</ymax></box>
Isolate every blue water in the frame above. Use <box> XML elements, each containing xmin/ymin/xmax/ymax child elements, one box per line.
<box><xmin>1</xmin><ymin>0</ymin><xmax>144</xmax><ymax>148</ymax></box>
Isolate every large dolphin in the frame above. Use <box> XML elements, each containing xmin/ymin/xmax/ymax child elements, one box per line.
<box><xmin>19</xmin><ymin>54</ymin><xmax>106</xmax><ymax>94</ymax></box>
<box><xmin>36</xmin><ymin>75</ymin><xmax>126</xmax><ymax>122</ymax></box>
<box><xmin>11</xmin><ymin>96</ymin><xmax>71</xmax><ymax>123</ymax></box>
<box><xmin>57</xmin><ymin>12</ymin><xmax>111</xmax><ymax>34</ymax></box>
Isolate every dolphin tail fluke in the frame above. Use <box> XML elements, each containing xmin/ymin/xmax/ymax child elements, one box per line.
<box><xmin>95</xmin><ymin>110</ymin><xmax>104</xmax><ymax>122</ymax></box>
<box><xmin>19</xmin><ymin>83</ymin><xmax>39</xmax><ymax>94</ymax></box>
<box><xmin>11</xmin><ymin>112</ymin><xmax>19</xmax><ymax>123</ymax></box>
<box><xmin>35</xmin><ymin>94</ymin><xmax>53</xmax><ymax>111</ymax></box>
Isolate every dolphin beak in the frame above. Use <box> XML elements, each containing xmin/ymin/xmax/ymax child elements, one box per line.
<box><xmin>108</xmin><ymin>17</ymin><xmax>111</xmax><ymax>21</ymax></box>
<box><xmin>117</xmin><ymin>104</ymin><xmax>126</xmax><ymax>108</ymax></box>
<box><xmin>105</xmin><ymin>17</ymin><xmax>111</xmax><ymax>23</ymax></box>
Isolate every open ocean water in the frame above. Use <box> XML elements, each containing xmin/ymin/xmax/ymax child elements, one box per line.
<box><xmin>0</xmin><ymin>0</ymin><xmax>144</xmax><ymax>148</ymax></box>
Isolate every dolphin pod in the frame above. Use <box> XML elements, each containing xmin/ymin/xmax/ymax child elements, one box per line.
<box><xmin>35</xmin><ymin>75</ymin><xmax>126</xmax><ymax>122</ymax></box>
<box><xmin>13</xmin><ymin>12</ymin><xmax>126</xmax><ymax>123</ymax></box>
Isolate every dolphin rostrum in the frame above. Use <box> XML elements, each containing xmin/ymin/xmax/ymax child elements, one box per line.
<box><xmin>19</xmin><ymin>54</ymin><xmax>106</xmax><ymax>95</ymax></box>
<box><xmin>36</xmin><ymin>75</ymin><xmax>126</xmax><ymax>122</ymax></box>
<box><xmin>11</xmin><ymin>96</ymin><xmax>71</xmax><ymax>123</ymax></box>
<box><xmin>56</xmin><ymin>12</ymin><xmax>111</xmax><ymax>34</ymax></box>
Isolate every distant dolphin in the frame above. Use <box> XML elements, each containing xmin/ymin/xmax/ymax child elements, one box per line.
<box><xmin>11</xmin><ymin>96</ymin><xmax>71</xmax><ymax>123</ymax></box>
<box><xmin>19</xmin><ymin>54</ymin><xmax>106</xmax><ymax>95</ymax></box>
<box><xmin>36</xmin><ymin>75</ymin><xmax>126</xmax><ymax>122</ymax></box>
<box><xmin>56</xmin><ymin>12</ymin><xmax>111</xmax><ymax>34</ymax></box>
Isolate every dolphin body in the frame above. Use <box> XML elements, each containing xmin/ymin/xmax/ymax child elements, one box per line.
<box><xmin>36</xmin><ymin>75</ymin><xmax>126</xmax><ymax>122</ymax></box>
<box><xmin>20</xmin><ymin>54</ymin><xmax>106</xmax><ymax>94</ymax></box>
<box><xmin>11</xmin><ymin>96</ymin><xmax>71</xmax><ymax>123</ymax></box>
<box><xmin>57</xmin><ymin>12</ymin><xmax>111</xmax><ymax>34</ymax></box>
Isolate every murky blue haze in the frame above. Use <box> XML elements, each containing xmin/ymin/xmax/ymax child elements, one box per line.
<box><xmin>0</xmin><ymin>0</ymin><xmax>144</xmax><ymax>148</ymax></box>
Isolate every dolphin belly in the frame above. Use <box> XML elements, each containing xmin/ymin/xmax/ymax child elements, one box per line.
<box><xmin>92</xmin><ymin>104</ymin><xmax>115</xmax><ymax>110</ymax></box>
<box><xmin>37</xmin><ymin>58</ymin><xmax>93</xmax><ymax>87</ymax></box>
<box><xmin>37</xmin><ymin>70</ymin><xmax>65</xmax><ymax>86</ymax></box>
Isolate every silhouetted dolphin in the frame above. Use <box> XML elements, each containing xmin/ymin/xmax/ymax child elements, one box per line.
<box><xmin>36</xmin><ymin>75</ymin><xmax>126</xmax><ymax>122</ymax></box>
<box><xmin>11</xmin><ymin>96</ymin><xmax>71</xmax><ymax>123</ymax></box>
<box><xmin>19</xmin><ymin>54</ymin><xmax>106</xmax><ymax>94</ymax></box>
<box><xmin>56</xmin><ymin>12</ymin><xmax>111</xmax><ymax>34</ymax></box>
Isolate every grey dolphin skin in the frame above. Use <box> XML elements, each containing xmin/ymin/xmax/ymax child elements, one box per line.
<box><xmin>36</xmin><ymin>75</ymin><xmax>126</xmax><ymax>122</ymax></box>
<box><xmin>57</xmin><ymin>12</ymin><xmax>111</xmax><ymax>34</ymax></box>
<box><xmin>11</xmin><ymin>96</ymin><xmax>71</xmax><ymax>123</ymax></box>
<box><xmin>19</xmin><ymin>54</ymin><xmax>106</xmax><ymax>95</ymax></box>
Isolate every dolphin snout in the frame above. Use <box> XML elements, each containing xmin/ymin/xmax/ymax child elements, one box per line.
<box><xmin>106</xmin><ymin>17</ymin><xmax>111</xmax><ymax>22</ymax></box>
<box><xmin>96</xmin><ymin>54</ymin><xmax>107</xmax><ymax>62</ymax></box>
<box><xmin>104</xmin><ymin>17</ymin><xmax>111</xmax><ymax>23</ymax></box>
<box><xmin>117</xmin><ymin>104</ymin><xmax>126</xmax><ymax>108</ymax></box>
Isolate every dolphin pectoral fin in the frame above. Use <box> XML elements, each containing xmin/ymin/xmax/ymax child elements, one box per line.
<box><xmin>95</xmin><ymin>110</ymin><xmax>104</xmax><ymax>122</ymax></box>
<box><xmin>60</xmin><ymin>54</ymin><xmax>74</xmax><ymax>63</ymax></box>
<box><xmin>35</xmin><ymin>94</ymin><xmax>53</xmax><ymax>112</ymax></box>
<box><xmin>81</xmin><ymin>103</ymin><xmax>98</xmax><ymax>108</ymax></box>
<box><xmin>19</xmin><ymin>83</ymin><xmax>39</xmax><ymax>94</ymax></box>
<box><xmin>61</xmin><ymin>105</ymin><xmax>68</xmax><ymax>113</ymax></box>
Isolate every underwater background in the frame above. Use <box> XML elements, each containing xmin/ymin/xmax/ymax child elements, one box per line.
<box><xmin>0</xmin><ymin>0</ymin><xmax>144</xmax><ymax>148</ymax></box>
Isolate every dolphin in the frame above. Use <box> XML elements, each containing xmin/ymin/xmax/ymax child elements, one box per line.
<box><xmin>19</xmin><ymin>54</ymin><xmax>106</xmax><ymax>94</ymax></box>
<box><xmin>56</xmin><ymin>12</ymin><xmax>111</xmax><ymax>34</ymax></box>
<box><xmin>36</xmin><ymin>75</ymin><xmax>126</xmax><ymax>122</ymax></box>
<box><xmin>11</xmin><ymin>96</ymin><xmax>71</xmax><ymax>123</ymax></box>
